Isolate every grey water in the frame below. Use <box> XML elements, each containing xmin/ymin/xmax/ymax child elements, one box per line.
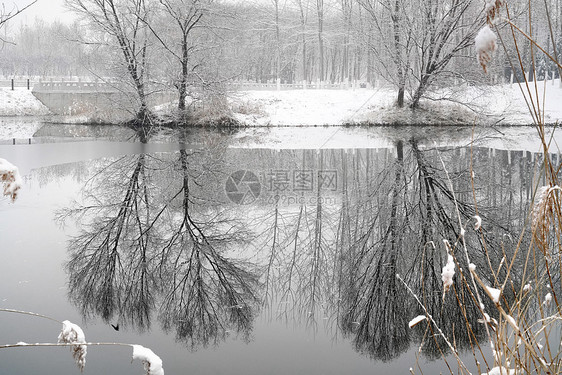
<box><xmin>0</xmin><ymin>123</ymin><xmax>554</xmax><ymax>374</ymax></box>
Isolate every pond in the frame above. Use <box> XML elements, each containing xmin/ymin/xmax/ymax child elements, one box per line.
<box><xmin>0</xmin><ymin>123</ymin><xmax>557</xmax><ymax>375</ymax></box>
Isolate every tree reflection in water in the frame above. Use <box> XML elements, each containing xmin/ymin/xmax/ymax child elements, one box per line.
<box><xmin>59</xmin><ymin>132</ymin><xmax>533</xmax><ymax>362</ymax></box>
<box><xmin>255</xmin><ymin>140</ymin><xmax>523</xmax><ymax>362</ymax></box>
<box><xmin>59</xmin><ymin>131</ymin><xmax>261</xmax><ymax>349</ymax></box>
<box><xmin>157</xmin><ymin>146</ymin><xmax>260</xmax><ymax>348</ymax></box>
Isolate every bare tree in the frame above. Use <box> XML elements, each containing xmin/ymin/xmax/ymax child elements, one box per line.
<box><xmin>66</xmin><ymin>0</ymin><xmax>154</xmax><ymax>127</ymax></box>
<box><xmin>0</xmin><ymin>1</ymin><xmax>37</xmax><ymax>44</ymax></box>
<box><xmin>316</xmin><ymin>0</ymin><xmax>325</xmax><ymax>82</ymax></box>
<box><xmin>146</xmin><ymin>0</ymin><xmax>206</xmax><ymax>112</ymax></box>
<box><xmin>409</xmin><ymin>0</ymin><xmax>482</xmax><ymax>108</ymax></box>
<box><xmin>359</xmin><ymin>0</ymin><xmax>412</xmax><ymax>107</ymax></box>
<box><xmin>359</xmin><ymin>0</ymin><xmax>481</xmax><ymax>108</ymax></box>
<box><xmin>293</xmin><ymin>0</ymin><xmax>310</xmax><ymax>83</ymax></box>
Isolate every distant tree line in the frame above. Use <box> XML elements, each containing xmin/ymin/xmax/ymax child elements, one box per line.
<box><xmin>0</xmin><ymin>0</ymin><xmax>561</xmax><ymax>113</ymax></box>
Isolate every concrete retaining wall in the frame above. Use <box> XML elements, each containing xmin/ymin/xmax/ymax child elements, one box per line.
<box><xmin>32</xmin><ymin>81</ymin><xmax>175</xmax><ymax>121</ymax></box>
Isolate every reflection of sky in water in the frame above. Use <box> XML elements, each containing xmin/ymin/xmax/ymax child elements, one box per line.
<box><xmin>1</xmin><ymin>126</ymin><xmax>547</xmax><ymax>374</ymax></box>
<box><xmin>0</xmin><ymin>160</ymin><xmax>417</xmax><ymax>374</ymax></box>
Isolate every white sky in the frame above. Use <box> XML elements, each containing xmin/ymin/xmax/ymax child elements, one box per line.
<box><xmin>6</xmin><ymin>0</ymin><xmax>75</xmax><ymax>24</ymax></box>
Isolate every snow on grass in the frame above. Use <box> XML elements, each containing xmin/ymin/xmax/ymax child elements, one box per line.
<box><xmin>230</xmin><ymin>88</ymin><xmax>396</xmax><ymax>126</ymax></box>
<box><xmin>0</xmin><ymin>88</ymin><xmax>49</xmax><ymax>116</ymax></box>
<box><xmin>2</xmin><ymin>79</ymin><xmax>562</xmax><ymax>132</ymax></box>
<box><xmin>230</xmin><ymin>79</ymin><xmax>562</xmax><ymax>127</ymax></box>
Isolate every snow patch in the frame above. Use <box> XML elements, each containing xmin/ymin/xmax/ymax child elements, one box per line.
<box><xmin>0</xmin><ymin>88</ymin><xmax>49</xmax><ymax>116</ymax></box>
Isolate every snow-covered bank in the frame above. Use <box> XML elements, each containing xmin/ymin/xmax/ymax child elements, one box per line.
<box><xmin>230</xmin><ymin>89</ymin><xmax>395</xmax><ymax>126</ymax></box>
<box><xmin>0</xmin><ymin>88</ymin><xmax>49</xmax><ymax>116</ymax></box>
<box><xmin>1</xmin><ymin>80</ymin><xmax>562</xmax><ymax>131</ymax></box>
<box><xmin>230</xmin><ymin>79</ymin><xmax>562</xmax><ymax>126</ymax></box>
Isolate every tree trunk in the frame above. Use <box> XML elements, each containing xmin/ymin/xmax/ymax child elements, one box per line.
<box><xmin>392</xmin><ymin>0</ymin><xmax>405</xmax><ymax>108</ymax></box>
<box><xmin>178</xmin><ymin>35</ymin><xmax>189</xmax><ymax>111</ymax></box>
<box><xmin>317</xmin><ymin>0</ymin><xmax>325</xmax><ymax>82</ymax></box>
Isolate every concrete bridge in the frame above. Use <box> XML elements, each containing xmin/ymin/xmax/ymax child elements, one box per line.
<box><xmin>31</xmin><ymin>80</ymin><xmax>175</xmax><ymax>120</ymax></box>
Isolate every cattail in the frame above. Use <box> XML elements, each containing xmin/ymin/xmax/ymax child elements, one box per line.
<box><xmin>473</xmin><ymin>215</ymin><xmax>482</xmax><ymax>230</ymax></box>
<box><xmin>442</xmin><ymin>254</ymin><xmax>456</xmax><ymax>292</ymax></box>
<box><xmin>532</xmin><ymin>186</ymin><xmax>558</xmax><ymax>225</ymax></box>
<box><xmin>484</xmin><ymin>0</ymin><xmax>504</xmax><ymax>25</ymax></box>
<box><xmin>475</xmin><ymin>26</ymin><xmax>497</xmax><ymax>73</ymax></box>
<box><xmin>0</xmin><ymin>158</ymin><xmax>22</xmax><ymax>202</ymax></box>
<box><xmin>132</xmin><ymin>345</ymin><xmax>165</xmax><ymax>375</ymax></box>
<box><xmin>57</xmin><ymin>320</ymin><xmax>87</xmax><ymax>372</ymax></box>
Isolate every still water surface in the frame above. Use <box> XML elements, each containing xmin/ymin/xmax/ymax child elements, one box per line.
<box><xmin>0</xmin><ymin>124</ymin><xmax>555</xmax><ymax>374</ymax></box>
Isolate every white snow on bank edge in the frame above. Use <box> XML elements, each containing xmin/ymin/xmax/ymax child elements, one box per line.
<box><xmin>2</xmin><ymin>80</ymin><xmax>562</xmax><ymax>127</ymax></box>
<box><xmin>0</xmin><ymin>88</ymin><xmax>49</xmax><ymax>117</ymax></box>
<box><xmin>1</xmin><ymin>80</ymin><xmax>562</xmax><ymax>142</ymax></box>
<box><xmin>230</xmin><ymin>88</ymin><xmax>396</xmax><ymax>126</ymax></box>
<box><xmin>230</xmin><ymin>79</ymin><xmax>562</xmax><ymax>127</ymax></box>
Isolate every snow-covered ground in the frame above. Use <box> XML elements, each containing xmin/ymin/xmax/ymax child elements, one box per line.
<box><xmin>0</xmin><ymin>88</ymin><xmax>49</xmax><ymax>117</ymax></box>
<box><xmin>230</xmin><ymin>79</ymin><xmax>562</xmax><ymax>126</ymax></box>
<box><xmin>1</xmin><ymin>80</ymin><xmax>562</xmax><ymax>139</ymax></box>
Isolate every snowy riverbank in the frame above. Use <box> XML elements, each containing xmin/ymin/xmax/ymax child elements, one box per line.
<box><xmin>1</xmin><ymin>80</ymin><xmax>561</xmax><ymax>135</ymax></box>
<box><xmin>230</xmin><ymin>79</ymin><xmax>562</xmax><ymax>126</ymax></box>
<box><xmin>0</xmin><ymin>88</ymin><xmax>49</xmax><ymax>117</ymax></box>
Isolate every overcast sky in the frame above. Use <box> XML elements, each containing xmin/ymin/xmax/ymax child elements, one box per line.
<box><xmin>9</xmin><ymin>0</ymin><xmax>75</xmax><ymax>24</ymax></box>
